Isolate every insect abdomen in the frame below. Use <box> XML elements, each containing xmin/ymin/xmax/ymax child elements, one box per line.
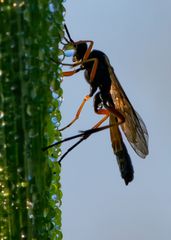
<box><xmin>115</xmin><ymin>141</ymin><xmax>134</xmax><ymax>185</ymax></box>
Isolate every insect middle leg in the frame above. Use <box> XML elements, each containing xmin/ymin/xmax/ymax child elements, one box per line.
<box><xmin>92</xmin><ymin>92</ymin><xmax>125</xmax><ymax>131</ymax></box>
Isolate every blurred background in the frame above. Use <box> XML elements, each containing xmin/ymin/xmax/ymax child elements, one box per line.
<box><xmin>59</xmin><ymin>1</ymin><xmax>171</xmax><ymax>239</ymax></box>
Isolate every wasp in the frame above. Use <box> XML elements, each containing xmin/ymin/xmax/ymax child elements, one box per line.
<box><xmin>43</xmin><ymin>24</ymin><xmax>149</xmax><ymax>185</ymax></box>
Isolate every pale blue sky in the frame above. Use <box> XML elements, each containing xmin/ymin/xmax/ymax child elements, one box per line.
<box><xmin>59</xmin><ymin>1</ymin><xmax>171</xmax><ymax>239</ymax></box>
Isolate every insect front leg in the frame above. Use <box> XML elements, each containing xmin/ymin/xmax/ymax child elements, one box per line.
<box><xmin>59</xmin><ymin>95</ymin><xmax>91</xmax><ymax>131</ymax></box>
<box><xmin>61</xmin><ymin>62</ymin><xmax>83</xmax><ymax>77</ymax></box>
<box><xmin>60</xmin><ymin>58</ymin><xmax>98</xmax><ymax>131</ymax></box>
<box><xmin>51</xmin><ymin>57</ymin><xmax>83</xmax><ymax>77</ymax></box>
<box><xmin>62</xmin><ymin>67</ymin><xmax>82</xmax><ymax>77</ymax></box>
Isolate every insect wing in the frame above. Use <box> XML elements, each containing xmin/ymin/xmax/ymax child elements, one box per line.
<box><xmin>105</xmin><ymin>56</ymin><xmax>149</xmax><ymax>158</ymax></box>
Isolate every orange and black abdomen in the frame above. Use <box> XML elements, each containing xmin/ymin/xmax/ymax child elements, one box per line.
<box><xmin>109</xmin><ymin>114</ymin><xmax>134</xmax><ymax>185</ymax></box>
<box><xmin>114</xmin><ymin>141</ymin><xmax>134</xmax><ymax>185</ymax></box>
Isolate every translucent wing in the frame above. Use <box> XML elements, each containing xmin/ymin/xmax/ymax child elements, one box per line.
<box><xmin>105</xmin><ymin>56</ymin><xmax>149</xmax><ymax>158</ymax></box>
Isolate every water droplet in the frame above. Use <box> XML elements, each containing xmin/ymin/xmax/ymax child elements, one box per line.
<box><xmin>52</xmin><ymin>194</ymin><xmax>57</xmax><ymax>201</ymax></box>
<box><xmin>27</xmin><ymin>200</ymin><xmax>33</xmax><ymax>209</ymax></box>
<box><xmin>29</xmin><ymin>214</ymin><xmax>34</xmax><ymax>219</ymax></box>
<box><xmin>48</xmin><ymin>106</ymin><xmax>54</xmax><ymax>113</ymax></box>
<box><xmin>1</xmin><ymin>121</ymin><xmax>6</xmax><ymax>127</ymax></box>
<box><xmin>58</xmin><ymin>96</ymin><xmax>63</xmax><ymax>105</ymax></box>
<box><xmin>49</xmin><ymin>156</ymin><xmax>56</xmax><ymax>162</ymax></box>
<box><xmin>28</xmin><ymin>129</ymin><xmax>38</xmax><ymax>138</ymax></box>
<box><xmin>2</xmin><ymin>189</ymin><xmax>10</xmax><ymax>197</ymax></box>
<box><xmin>0</xmin><ymin>111</ymin><xmax>4</xmax><ymax>119</ymax></box>
<box><xmin>55</xmin><ymin>201</ymin><xmax>61</xmax><ymax>208</ymax></box>
<box><xmin>52</xmin><ymin>91</ymin><xmax>59</xmax><ymax>99</ymax></box>
<box><xmin>10</xmin><ymin>43</ymin><xmax>15</xmax><ymax>49</ymax></box>
<box><xmin>21</xmin><ymin>232</ymin><xmax>26</xmax><ymax>239</ymax></box>
<box><xmin>19</xmin><ymin>1</ymin><xmax>25</xmax><ymax>7</ymax></box>
<box><xmin>51</xmin><ymin>117</ymin><xmax>58</xmax><ymax>124</ymax></box>
<box><xmin>17</xmin><ymin>167</ymin><xmax>23</xmax><ymax>173</ymax></box>
<box><xmin>30</xmin><ymin>88</ymin><xmax>37</xmax><ymax>99</ymax></box>
<box><xmin>14</xmin><ymin>134</ymin><xmax>19</xmax><ymax>140</ymax></box>
<box><xmin>3</xmin><ymin>144</ymin><xmax>7</xmax><ymax>149</ymax></box>
<box><xmin>63</xmin><ymin>10</ymin><xmax>66</xmax><ymax>17</ymax></box>
<box><xmin>57</xmin><ymin>149</ymin><xmax>62</xmax><ymax>156</ymax></box>
<box><xmin>4</xmin><ymin>76</ymin><xmax>10</xmax><ymax>83</ymax></box>
<box><xmin>13</xmin><ymin>2</ymin><xmax>17</xmax><ymax>7</ymax></box>
<box><xmin>10</xmin><ymin>85</ymin><xmax>17</xmax><ymax>91</ymax></box>
<box><xmin>26</xmin><ymin>105</ymin><xmax>32</xmax><ymax>116</ymax></box>
<box><xmin>43</xmin><ymin>208</ymin><xmax>48</xmax><ymax>218</ymax></box>
<box><xmin>49</xmin><ymin>3</ymin><xmax>55</xmax><ymax>12</ymax></box>
<box><xmin>20</xmin><ymin>181</ymin><xmax>28</xmax><ymax>188</ymax></box>
<box><xmin>16</xmin><ymin>182</ymin><xmax>20</xmax><ymax>188</ymax></box>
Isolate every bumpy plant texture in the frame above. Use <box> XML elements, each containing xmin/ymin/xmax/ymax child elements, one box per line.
<box><xmin>0</xmin><ymin>1</ymin><xmax>64</xmax><ymax>239</ymax></box>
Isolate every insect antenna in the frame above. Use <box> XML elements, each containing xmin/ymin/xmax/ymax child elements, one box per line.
<box><xmin>64</xmin><ymin>24</ymin><xmax>74</xmax><ymax>43</ymax></box>
<box><xmin>61</xmin><ymin>38</ymin><xmax>69</xmax><ymax>45</ymax></box>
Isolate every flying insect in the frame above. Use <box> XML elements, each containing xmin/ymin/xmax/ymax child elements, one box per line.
<box><xmin>43</xmin><ymin>24</ymin><xmax>149</xmax><ymax>185</ymax></box>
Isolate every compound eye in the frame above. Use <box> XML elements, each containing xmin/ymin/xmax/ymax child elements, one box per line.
<box><xmin>63</xmin><ymin>44</ymin><xmax>76</xmax><ymax>57</ymax></box>
<box><xmin>58</xmin><ymin>44</ymin><xmax>76</xmax><ymax>61</ymax></box>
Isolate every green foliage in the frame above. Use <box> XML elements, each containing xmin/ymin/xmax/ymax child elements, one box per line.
<box><xmin>0</xmin><ymin>0</ymin><xmax>64</xmax><ymax>239</ymax></box>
